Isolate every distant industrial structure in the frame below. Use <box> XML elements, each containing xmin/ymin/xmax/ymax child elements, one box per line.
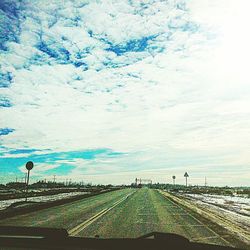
<box><xmin>134</xmin><ymin>178</ymin><xmax>152</xmax><ymax>188</ymax></box>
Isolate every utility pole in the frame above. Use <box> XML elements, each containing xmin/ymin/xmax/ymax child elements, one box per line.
<box><xmin>53</xmin><ymin>175</ymin><xmax>56</xmax><ymax>189</ymax></box>
<box><xmin>205</xmin><ymin>176</ymin><xmax>207</xmax><ymax>187</ymax></box>
<box><xmin>24</xmin><ymin>173</ymin><xmax>27</xmax><ymax>184</ymax></box>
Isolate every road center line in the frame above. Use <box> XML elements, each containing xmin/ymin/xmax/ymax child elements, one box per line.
<box><xmin>68</xmin><ymin>191</ymin><xmax>136</xmax><ymax>236</ymax></box>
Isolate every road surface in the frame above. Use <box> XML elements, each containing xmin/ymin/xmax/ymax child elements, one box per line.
<box><xmin>0</xmin><ymin>188</ymin><xmax>242</xmax><ymax>247</ymax></box>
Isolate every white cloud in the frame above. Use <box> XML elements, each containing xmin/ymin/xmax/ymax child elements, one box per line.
<box><xmin>1</xmin><ymin>0</ymin><xmax>250</xmax><ymax>185</ymax></box>
<box><xmin>19</xmin><ymin>162</ymin><xmax>59</xmax><ymax>175</ymax></box>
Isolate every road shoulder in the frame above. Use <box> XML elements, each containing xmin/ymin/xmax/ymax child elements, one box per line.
<box><xmin>159</xmin><ymin>190</ymin><xmax>250</xmax><ymax>249</ymax></box>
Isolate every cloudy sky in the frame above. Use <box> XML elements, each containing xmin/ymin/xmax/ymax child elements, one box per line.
<box><xmin>1</xmin><ymin>0</ymin><xmax>250</xmax><ymax>186</ymax></box>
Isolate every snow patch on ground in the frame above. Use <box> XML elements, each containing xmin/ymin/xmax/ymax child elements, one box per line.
<box><xmin>184</xmin><ymin>193</ymin><xmax>250</xmax><ymax>216</ymax></box>
<box><xmin>180</xmin><ymin>193</ymin><xmax>250</xmax><ymax>231</ymax></box>
<box><xmin>0</xmin><ymin>192</ymin><xmax>87</xmax><ymax>211</ymax></box>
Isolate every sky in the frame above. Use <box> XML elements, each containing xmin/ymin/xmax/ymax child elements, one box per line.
<box><xmin>0</xmin><ymin>0</ymin><xmax>250</xmax><ymax>186</ymax></box>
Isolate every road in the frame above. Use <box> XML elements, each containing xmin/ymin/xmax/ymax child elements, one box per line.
<box><xmin>0</xmin><ymin>188</ymin><xmax>241</xmax><ymax>247</ymax></box>
<box><xmin>0</xmin><ymin>189</ymin><xmax>133</xmax><ymax>230</ymax></box>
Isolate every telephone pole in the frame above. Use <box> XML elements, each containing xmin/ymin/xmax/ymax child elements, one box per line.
<box><xmin>24</xmin><ymin>173</ymin><xmax>27</xmax><ymax>184</ymax></box>
<box><xmin>53</xmin><ymin>175</ymin><xmax>56</xmax><ymax>188</ymax></box>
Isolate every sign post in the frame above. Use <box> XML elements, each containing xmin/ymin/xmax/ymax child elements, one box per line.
<box><xmin>172</xmin><ymin>175</ymin><xmax>176</xmax><ymax>185</ymax></box>
<box><xmin>25</xmin><ymin>161</ymin><xmax>34</xmax><ymax>202</ymax></box>
<box><xmin>184</xmin><ymin>172</ymin><xmax>189</xmax><ymax>187</ymax></box>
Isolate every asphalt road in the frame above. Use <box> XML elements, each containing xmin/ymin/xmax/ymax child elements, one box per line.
<box><xmin>77</xmin><ymin>188</ymin><xmax>231</xmax><ymax>247</ymax></box>
<box><xmin>0</xmin><ymin>189</ymin><xmax>133</xmax><ymax>230</ymax></box>
<box><xmin>0</xmin><ymin>188</ymin><xmax>237</xmax><ymax>247</ymax></box>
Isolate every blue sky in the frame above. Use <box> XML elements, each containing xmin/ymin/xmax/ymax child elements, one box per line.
<box><xmin>1</xmin><ymin>0</ymin><xmax>250</xmax><ymax>186</ymax></box>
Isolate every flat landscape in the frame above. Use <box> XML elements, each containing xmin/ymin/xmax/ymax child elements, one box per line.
<box><xmin>0</xmin><ymin>188</ymin><xmax>249</xmax><ymax>249</ymax></box>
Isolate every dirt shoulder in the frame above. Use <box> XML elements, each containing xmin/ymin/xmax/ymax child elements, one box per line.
<box><xmin>159</xmin><ymin>190</ymin><xmax>250</xmax><ymax>249</ymax></box>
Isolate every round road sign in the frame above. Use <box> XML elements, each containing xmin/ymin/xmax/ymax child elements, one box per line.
<box><xmin>26</xmin><ymin>161</ymin><xmax>34</xmax><ymax>171</ymax></box>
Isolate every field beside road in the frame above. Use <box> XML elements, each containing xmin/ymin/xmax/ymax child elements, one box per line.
<box><xmin>0</xmin><ymin>188</ymin><xmax>248</xmax><ymax>249</ymax></box>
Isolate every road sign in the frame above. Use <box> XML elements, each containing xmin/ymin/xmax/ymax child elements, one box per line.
<box><xmin>26</xmin><ymin>161</ymin><xmax>34</xmax><ymax>171</ymax></box>
<box><xmin>25</xmin><ymin>161</ymin><xmax>34</xmax><ymax>201</ymax></box>
<box><xmin>172</xmin><ymin>175</ymin><xmax>176</xmax><ymax>185</ymax></box>
<box><xmin>184</xmin><ymin>172</ymin><xmax>189</xmax><ymax>187</ymax></box>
